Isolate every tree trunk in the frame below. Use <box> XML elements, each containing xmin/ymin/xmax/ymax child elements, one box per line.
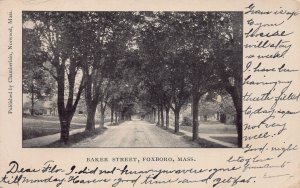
<box><xmin>60</xmin><ymin>117</ymin><xmax>71</xmax><ymax>144</ymax></box>
<box><xmin>174</xmin><ymin>108</ymin><xmax>180</xmax><ymax>133</ymax></box>
<box><xmin>99</xmin><ymin>102</ymin><xmax>106</xmax><ymax>128</ymax></box>
<box><xmin>55</xmin><ymin>59</ymin><xmax>84</xmax><ymax>144</ymax></box>
<box><xmin>30</xmin><ymin>84</ymin><xmax>34</xmax><ymax>115</ymax></box>
<box><xmin>157</xmin><ymin>107</ymin><xmax>160</xmax><ymax>126</ymax></box>
<box><xmin>86</xmin><ymin>104</ymin><xmax>97</xmax><ymax>131</ymax></box>
<box><xmin>150</xmin><ymin>109</ymin><xmax>153</xmax><ymax>123</ymax></box>
<box><xmin>192</xmin><ymin>93</ymin><xmax>200</xmax><ymax>140</ymax></box>
<box><xmin>118</xmin><ymin>112</ymin><xmax>121</xmax><ymax>122</ymax></box>
<box><xmin>121</xmin><ymin>111</ymin><xmax>125</xmax><ymax>120</ymax></box>
<box><xmin>57</xmin><ymin>72</ymin><xmax>73</xmax><ymax>144</ymax></box>
<box><xmin>100</xmin><ymin>109</ymin><xmax>105</xmax><ymax>128</ymax></box>
<box><xmin>165</xmin><ymin>107</ymin><xmax>170</xmax><ymax>129</ymax></box>
<box><xmin>110</xmin><ymin>106</ymin><xmax>114</xmax><ymax>124</ymax></box>
<box><xmin>115</xmin><ymin>111</ymin><xmax>118</xmax><ymax>124</ymax></box>
<box><xmin>229</xmin><ymin>88</ymin><xmax>243</xmax><ymax>148</ymax></box>
<box><xmin>160</xmin><ymin>105</ymin><xmax>164</xmax><ymax>127</ymax></box>
<box><xmin>153</xmin><ymin>108</ymin><xmax>156</xmax><ymax>123</ymax></box>
<box><xmin>190</xmin><ymin>102</ymin><xmax>193</xmax><ymax>116</ymax></box>
<box><xmin>223</xmin><ymin>71</ymin><xmax>243</xmax><ymax>148</ymax></box>
<box><xmin>235</xmin><ymin>107</ymin><xmax>242</xmax><ymax>148</ymax></box>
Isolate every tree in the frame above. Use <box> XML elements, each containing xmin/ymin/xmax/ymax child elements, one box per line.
<box><xmin>97</xmin><ymin>81</ymin><xmax>112</xmax><ymax>128</ymax></box>
<box><xmin>137</xmin><ymin>12</ymin><xmax>192</xmax><ymax>131</ymax></box>
<box><xmin>136</xmin><ymin>13</ymin><xmax>167</xmax><ymax>127</ymax></box>
<box><xmin>173</xmin><ymin>12</ymin><xmax>218</xmax><ymax>141</ymax></box>
<box><xmin>167</xmin><ymin>12</ymin><xmax>235</xmax><ymax>141</ymax></box>
<box><xmin>81</xmin><ymin>12</ymin><xmax>137</xmax><ymax>131</ymax></box>
<box><xmin>23</xmin><ymin>12</ymin><xmax>86</xmax><ymax>143</ymax></box>
<box><xmin>165</xmin><ymin>51</ymin><xmax>192</xmax><ymax>132</ymax></box>
<box><xmin>185</xmin><ymin>12</ymin><xmax>242</xmax><ymax>144</ymax></box>
<box><xmin>210</xmin><ymin>13</ymin><xmax>243</xmax><ymax>147</ymax></box>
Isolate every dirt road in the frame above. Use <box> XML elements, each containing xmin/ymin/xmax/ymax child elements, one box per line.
<box><xmin>72</xmin><ymin>119</ymin><xmax>198</xmax><ymax>147</ymax></box>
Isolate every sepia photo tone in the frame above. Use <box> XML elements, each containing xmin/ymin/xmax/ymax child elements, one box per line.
<box><xmin>22</xmin><ymin>11</ymin><xmax>243</xmax><ymax>148</ymax></box>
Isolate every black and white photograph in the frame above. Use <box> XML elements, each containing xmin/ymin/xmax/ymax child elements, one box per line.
<box><xmin>22</xmin><ymin>11</ymin><xmax>243</xmax><ymax>148</ymax></box>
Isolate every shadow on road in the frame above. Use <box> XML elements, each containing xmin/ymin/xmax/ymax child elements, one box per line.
<box><xmin>156</xmin><ymin>125</ymin><xmax>185</xmax><ymax>136</ymax></box>
<box><xmin>106</xmin><ymin>121</ymin><xmax>126</xmax><ymax>126</ymax></box>
<box><xmin>43</xmin><ymin>127</ymin><xmax>108</xmax><ymax>148</ymax></box>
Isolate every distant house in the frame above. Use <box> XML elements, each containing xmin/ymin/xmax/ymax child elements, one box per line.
<box><xmin>22</xmin><ymin>93</ymin><xmax>104</xmax><ymax>117</ymax></box>
<box><xmin>199</xmin><ymin>94</ymin><xmax>236</xmax><ymax>124</ymax></box>
<box><xmin>23</xmin><ymin>93</ymin><xmax>57</xmax><ymax>115</ymax></box>
<box><xmin>43</xmin><ymin>100</ymin><xmax>58</xmax><ymax>116</ymax></box>
<box><xmin>179</xmin><ymin>93</ymin><xmax>236</xmax><ymax>125</ymax></box>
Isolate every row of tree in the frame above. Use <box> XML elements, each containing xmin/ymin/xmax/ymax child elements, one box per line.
<box><xmin>23</xmin><ymin>11</ymin><xmax>242</xmax><ymax>146</ymax></box>
<box><xmin>134</xmin><ymin>12</ymin><xmax>242</xmax><ymax>146</ymax></box>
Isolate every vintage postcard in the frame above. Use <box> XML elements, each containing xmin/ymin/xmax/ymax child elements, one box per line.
<box><xmin>0</xmin><ymin>0</ymin><xmax>299</xmax><ymax>187</ymax></box>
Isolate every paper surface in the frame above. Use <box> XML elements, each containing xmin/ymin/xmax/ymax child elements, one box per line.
<box><xmin>0</xmin><ymin>0</ymin><xmax>300</xmax><ymax>188</ymax></box>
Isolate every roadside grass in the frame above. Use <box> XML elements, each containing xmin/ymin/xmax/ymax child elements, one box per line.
<box><xmin>23</xmin><ymin>120</ymin><xmax>85</xmax><ymax>140</ymax></box>
<box><xmin>156</xmin><ymin>123</ymin><xmax>229</xmax><ymax>148</ymax></box>
<box><xmin>44</xmin><ymin>127</ymin><xmax>107</xmax><ymax>148</ymax></box>
<box><xmin>180</xmin><ymin>135</ymin><xmax>228</xmax><ymax>148</ymax></box>
<box><xmin>23</xmin><ymin>114</ymin><xmax>59</xmax><ymax>121</ymax></box>
<box><xmin>23</xmin><ymin>115</ymin><xmax>100</xmax><ymax>124</ymax></box>
<box><xmin>166</xmin><ymin>118</ymin><xmax>237</xmax><ymax>134</ymax></box>
<box><xmin>179</xmin><ymin>124</ymin><xmax>237</xmax><ymax>134</ymax></box>
<box><xmin>23</xmin><ymin>115</ymin><xmax>107</xmax><ymax>140</ymax></box>
<box><xmin>210</xmin><ymin>136</ymin><xmax>237</xmax><ymax>145</ymax></box>
<box><xmin>23</xmin><ymin>127</ymin><xmax>60</xmax><ymax>140</ymax></box>
<box><xmin>22</xmin><ymin>124</ymin><xmax>84</xmax><ymax>140</ymax></box>
<box><xmin>196</xmin><ymin>137</ymin><xmax>228</xmax><ymax>148</ymax></box>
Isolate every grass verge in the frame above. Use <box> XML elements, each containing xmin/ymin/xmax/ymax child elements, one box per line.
<box><xmin>23</xmin><ymin>116</ymin><xmax>109</xmax><ymax>140</ymax></box>
<box><xmin>157</xmin><ymin>124</ymin><xmax>228</xmax><ymax>148</ymax></box>
<box><xmin>23</xmin><ymin>127</ymin><xmax>60</xmax><ymax>140</ymax></box>
<box><xmin>44</xmin><ymin>127</ymin><xmax>107</xmax><ymax>148</ymax></box>
<box><xmin>210</xmin><ymin>136</ymin><xmax>237</xmax><ymax>145</ymax></box>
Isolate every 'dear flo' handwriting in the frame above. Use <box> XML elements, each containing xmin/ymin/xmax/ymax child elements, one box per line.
<box><xmin>0</xmin><ymin>160</ymin><xmax>255</xmax><ymax>187</ymax></box>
